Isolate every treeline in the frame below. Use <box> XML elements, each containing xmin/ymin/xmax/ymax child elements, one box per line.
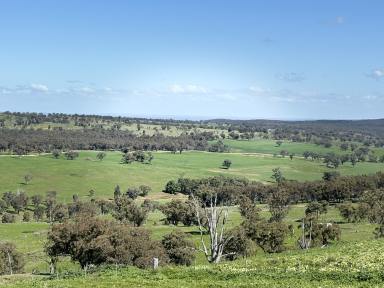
<box><xmin>4</xmin><ymin>111</ymin><xmax>384</xmax><ymax>146</ymax></box>
<box><xmin>207</xmin><ymin>119</ymin><xmax>384</xmax><ymax>145</ymax></box>
<box><xmin>164</xmin><ymin>172</ymin><xmax>384</xmax><ymax>204</ymax></box>
<box><xmin>0</xmin><ymin>128</ymin><xmax>218</xmax><ymax>154</ymax></box>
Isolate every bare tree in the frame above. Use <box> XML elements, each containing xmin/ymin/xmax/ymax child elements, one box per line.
<box><xmin>191</xmin><ymin>186</ymin><xmax>232</xmax><ymax>263</ymax></box>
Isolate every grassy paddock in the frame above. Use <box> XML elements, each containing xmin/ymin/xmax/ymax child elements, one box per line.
<box><xmin>0</xmin><ymin>150</ymin><xmax>383</xmax><ymax>201</ymax></box>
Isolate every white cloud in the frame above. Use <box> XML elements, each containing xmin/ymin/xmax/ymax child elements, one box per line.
<box><xmin>168</xmin><ymin>84</ymin><xmax>208</xmax><ymax>94</ymax></box>
<box><xmin>276</xmin><ymin>72</ymin><xmax>305</xmax><ymax>82</ymax></box>
<box><xmin>30</xmin><ymin>83</ymin><xmax>49</xmax><ymax>92</ymax></box>
<box><xmin>366</xmin><ymin>69</ymin><xmax>384</xmax><ymax>80</ymax></box>
<box><xmin>248</xmin><ymin>86</ymin><xmax>271</xmax><ymax>96</ymax></box>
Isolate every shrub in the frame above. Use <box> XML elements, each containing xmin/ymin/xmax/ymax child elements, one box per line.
<box><xmin>223</xmin><ymin>226</ymin><xmax>255</xmax><ymax>260</ymax></box>
<box><xmin>46</xmin><ymin>217</ymin><xmax>167</xmax><ymax>269</ymax></box>
<box><xmin>222</xmin><ymin>159</ymin><xmax>232</xmax><ymax>169</ymax></box>
<box><xmin>162</xmin><ymin>231</ymin><xmax>195</xmax><ymax>266</ymax></box>
<box><xmin>244</xmin><ymin>220</ymin><xmax>288</xmax><ymax>253</ymax></box>
<box><xmin>22</xmin><ymin>211</ymin><xmax>31</xmax><ymax>222</ymax></box>
<box><xmin>114</xmin><ymin>197</ymin><xmax>148</xmax><ymax>226</ymax></box>
<box><xmin>2</xmin><ymin>213</ymin><xmax>16</xmax><ymax>223</ymax></box>
<box><xmin>139</xmin><ymin>185</ymin><xmax>151</xmax><ymax>197</ymax></box>
<box><xmin>64</xmin><ymin>151</ymin><xmax>79</xmax><ymax>160</ymax></box>
<box><xmin>164</xmin><ymin>180</ymin><xmax>179</xmax><ymax>194</ymax></box>
<box><xmin>33</xmin><ymin>205</ymin><xmax>45</xmax><ymax>221</ymax></box>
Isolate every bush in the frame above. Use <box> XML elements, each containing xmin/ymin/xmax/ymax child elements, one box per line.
<box><xmin>0</xmin><ymin>242</ymin><xmax>24</xmax><ymax>275</ymax></box>
<box><xmin>222</xmin><ymin>159</ymin><xmax>232</xmax><ymax>169</ymax></box>
<box><xmin>46</xmin><ymin>217</ymin><xmax>168</xmax><ymax>269</ymax></box>
<box><xmin>162</xmin><ymin>231</ymin><xmax>195</xmax><ymax>266</ymax></box>
<box><xmin>33</xmin><ymin>205</ymin><xmax>45</xmax><ymax>221</ymax></box>
<box><xmin>2</xmin><ymin>213</ymin><xmax>16</xmax><ymax>223</ymax></box>
<box><xmin>22</xmin><ymin>211</ymin><xmax>31</xmax><ymax>222</ymax></box>
<box><xmin>139</xmin><ymin>185</ymin><xmax>151</xmax><ymax>197</ymax></box>
<box><xmin>223</xmin><ymin>226</ymin><xmax>255</xmax><ymax>260</ymax></box>
<box><xmin>65</xmin><ymin>151</ymin><xmax>79</xmax><ymax>160</ymax></box>
<box><xmin>114</xmin><ymin>197</ymin><xmax>148</xmax><ymax>226</ymax></box>
<box><xmin>244</xmin><ymin>220</ymin><xmax>288</xmax><ymax>253</ymax></box>
<box><xmin>164</xmin><ymin>180</ymin><xmax>179</xmax><ymax>194</ymax></box>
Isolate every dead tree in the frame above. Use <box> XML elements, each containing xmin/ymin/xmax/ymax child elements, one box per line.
<box><xmin>191</xmin><ymin>186</ymin><xmax>232</xmax><ymax>263</ymax></box>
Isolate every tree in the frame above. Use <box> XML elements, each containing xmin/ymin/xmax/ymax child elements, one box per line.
<box><xmin>340</xmin><ymin>143</ymin><xmax>349</xmax><ymax>151</ymax></box>
<box><xmin>31</xmin><ymin>195</ymin><xmax>43</xmax><ymax>208</ymax></box>
<box><xmin>33</xmin><ymin>205</ymin><xmax>45</xmax><ymax>221</ymax></box>
<box><xmin>45</xmin><ymin>191</ymin><xmax>57</xmax><ymax>223</ymax></box>
<box><xmin>52</xmin><ymin>149</ymin><xmax>61</xmax><ymax>159</ymax></box>
<box><xmin>162</xmin><ymin>231</ymin><xmax>196</xmax><ymax>266</ymax></box>
<box><xmin>298</xmin><ymin>215</ymin><xmax>340</xmax><ymax>249</ymax></box>
<box><xmin>96</xmin><ymin>152</ymin><xmax>106</xmax><ymax>161</ymax></box>
<box><xmin>350</xmin><ymin>154</ymin><xmax>358</xmax><ymax>167</ymax></box>
<box><xmin>164</xmin><ymin>180</ymin><xmax>179</xmax><ymax>194</ymax></box>
<box><xmin>22</xmin><ymin>211</ymin><xmax>31</xmax><ymax>222</ymax></box>
<box><xmin>10</xmin><ymin>191</ymin><xmax>29</xmax><ymax>214</ymax></box>
<box><xmin>223</xmin><ymin>226</ymin><xmax>254</xmax><ymax>260</ymax></box>
<box><xmin>113</xmin><ymin>197</ymin><xmax>148</xmax><ymax>227</ymax></box>
<box><xmin>222</xmin><ymin>159</ymin><xmax>232</xmax><ymax>169</ymax></box>
<box><xmin>0</xmin><ymin>200</ymin><xmax>7</xmax><ymax>214</ymax></box>
<box><xmin>23</xmin><ymin>174</ymin><xmax>32</xmax><ymax>185</ymax></box>
<box><xmin>0</xmin><ymin>242</ymin><xmax>24</xmax><ymax>275</ymax></box>
<box><xmin>244</xmin><ymin>220</ymin><xmax>288</xmax><ymax>253</ymax></box>
<box><xmin>275</xmin><ymin>140</ymin><xmax>283</xmax><ymax>147</ymax></box>
<box><xmin>271</xmin><ymin>168</ymin><xmax>285</xmax><ymax>185</ymax></box>
<box><xmin>191</xmin><ymin>185</ymin><xmax>232</xmax><ymax>263</ymax></box>
<box><xmin>64</xmin><ymin>151</ymin><xmax>79</xmax><ymax>160</ymax></box>
<box><xmin>114</xmin><ymin>185</ymin><xmax>121</xmax><ymax>200</ymax></box>
<box><xmin>322</xmin><ymin>171</ymin><xmax>340</xmax><ymax>181</ymax></box>
<box><xmin>305</xmin><ymin>201</ymin><xmax>328</xmax><ymax>219</ymax></box>
<box><xmin>280</xmin><ymin>150</ymin><xmax>289</xmax><ymax>157</ymax></box>
<box><xmin>267</xmin><ymin>188</ymin><xmax>290</xmax><ymax>222</ymax></box>
<box><xmin>160</xmin><ymin>200</ymin><xmax>187</xmax><ymax>226</ymax></box>
<box><xmin>121</xmin><ymin>152</ymin><xmax>135</xmax><ymax>164</ymax></box>
<box><xmin>323</xmin><ymin>153</ymin><xmax>341</xmax><ymax>168</ymax></box>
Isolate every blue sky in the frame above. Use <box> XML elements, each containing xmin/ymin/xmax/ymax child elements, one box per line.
<box><xmin>0</xmin><ymin>0</ymin><xmax>383</xmax><ymax>119</ymax></box>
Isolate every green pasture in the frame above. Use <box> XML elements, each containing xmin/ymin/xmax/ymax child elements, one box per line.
<box><xmin>0</xmin><ymin>150</ymin><xmax>383</xmax><ymax>201</ymax></box>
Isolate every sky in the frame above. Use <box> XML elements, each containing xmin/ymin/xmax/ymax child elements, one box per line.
<box><xmin>0</xmin><ymin>0</ymin><xmax>383</xmax><ymax>120</ymax></box>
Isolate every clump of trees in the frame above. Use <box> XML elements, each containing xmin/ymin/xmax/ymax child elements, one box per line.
<box><xmin>160</xmin><ymin>199</ymin><xmax>197</xmax><ymax>226</ymax></box>
<box><xmin>121</xmin><ymin>151</ymin><xmax>154</xmax><ymax>164</ymax></box>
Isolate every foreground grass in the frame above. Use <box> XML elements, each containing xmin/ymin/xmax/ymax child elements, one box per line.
<box><xmin>3</xmin><ymin>239</ymin><xmax>384</xmax><ymax>288</ymax></box>
<box><xmin>0</xmin><ymin>205</ymin><xmax>378</xmax><ymax>275</ymax></box>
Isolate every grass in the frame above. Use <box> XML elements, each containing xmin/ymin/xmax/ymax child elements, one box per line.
<box><xmin>0</xmin><ymin>204</ymin><xmax>378</xmax><ymax>275</ymax></box>
<box><xmin>3</xmin><ymin>237</ymin><xmax>384</xmax><ymax>287</ymax></box>
<box><xmin>0</xmin><ymin>149</ymin><xmax>383</xmax><ymax>202</ymax></box>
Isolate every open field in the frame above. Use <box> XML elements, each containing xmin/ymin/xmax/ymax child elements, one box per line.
<box><xmin>224</xmin><ymin>139</ymin><xmax>384</xmax><ymax>157</ymax></box>
<box><xmin>1</xmin><ymin>148</ymin><xmax>384</xmax><ymax>201</ymax></box>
